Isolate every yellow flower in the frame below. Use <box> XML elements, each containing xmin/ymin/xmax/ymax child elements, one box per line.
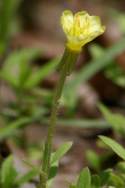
<box><xmin>61</xmin><ymin>10</ymin><xmax>105</xmax><ymax>52</ymax></box>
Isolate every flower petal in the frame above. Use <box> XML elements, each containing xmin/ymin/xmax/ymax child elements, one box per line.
<box><xmin>61</xmin><ymin>10</ymin><xmax>74</xmax><ymax>34</ymax></box>
<box><xmin>88</xmin><ymin>16</ymin><xmax>105</xmax><ymax>36</ymax></box>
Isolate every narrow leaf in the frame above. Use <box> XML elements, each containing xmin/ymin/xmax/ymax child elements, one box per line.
<box><xmin>99</xmin><ymin>104</ymin><xmax>125</xmax><ymax>134</ymax></box>
<box><xmin>77</xmin><ymin>167</ymin><xmax>91</xmax><ymax>188</ymax></box>
<box><xmin>51</xmin><ymin>142</ymin><xmax>72</xmax><ymax>165</ymax></box>
<box><xmin>1</xmin><ymin>155</ymin><xmax>17</xmax><ymax>188</ymax></box>
<box><xmin>16</xmin><ymin>169</ymin><xmax>38</xmax><ymax>185</ymax></box>
<box><xmin>24</xmin><ymin>57</ymin><xmax>59</xmax><ymax>89</ymax></box>
<box><xmin>99</xmin><ymin>136</ymin><xmax>125</xmax><ymax>160</ymax></box>
<box><xmin>0</xmin><ymin>117</ymin><xmax>32</xmax><ymax>140</ymax></box>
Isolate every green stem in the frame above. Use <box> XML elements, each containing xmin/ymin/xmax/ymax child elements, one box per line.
<box><xmin>38</xmin><ymin>48</ymin><xmax>78</xmax><ymax>188</ymax></box>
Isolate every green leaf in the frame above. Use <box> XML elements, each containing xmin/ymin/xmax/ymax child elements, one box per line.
<box><xmin>89</xmin><ymin>44</ymin><xmax>104</xmax><ymax>59</ymax></box>
<box><xmin>99</xmin><ymin>104</ymin><xmax>125</xmax><ymax>134</ymax></box>
<box><xmin>1</xmin><ymin>155</ymin><xmax>17</xmax><ymax>188</ymax></box>
<box><xmin>0</xmin><ymin>117</ymin><xmax>32</xmax><ymax>141</ymax></box>
<box><xmin>16</xmin><ymin>169</ymin><xmax>38</xmax><ymax>186</ymax></box>
<box><xmin>77</xmin><ymin>167</ymin><xmax>91</xmax><ymax>188</ymax></box>
<box><xmin>48</xmin><ymin>166</ymin><xmax>58</xmax><ymax>180</ymax></box>
<box><xmin>0</xmin><ymin>0</ymin><xmax>19</xmax><ymax>52</ymax></box>
<box><xmin>86</xmin><ymin>150</ymin><xmax>101</xmax><ymax>171</ymax></box>
<box><xmin>99</xmin><ymin>169</ymin><xmax>112</xmax><ymax>186</ymax></box>
<box><xmin>43</xmin><ymin>118</ymin><xmax>109</xmax><ymax>129</ymax></box>
<box><xmin>24</xmin><ymin>57</ymin><xmax>60</xmax><ymax>89</ymax></box>
<box><xmin>18</xmin><ymin>49</ymin><xmax>41</xmax><ymax>88</ymax></box>
<box><xmin>51</xmin><ymin>142</ymin><xmax>72</xmax><ymax>165</ymax></box>
<box><xmin>90</xmin><ymin>45</ymin><xmax>125</xmax><ymax>88</ymax></box>
<box><xmin>91</xmin><ymin>175</ymin><xmax>101</xmax><ymax>188</ymax></box>
<box><xmin>109</xmin><ymin>172</ymin><xmax>125</xmax><ymax>187</ymax></box>
<box><xmin>105</xmin><ymin>63</ymin><xmax>125</xmax><ymax>87</ymax></box>
<box><xmin>49</xmin><ymin>142</ymin><xmax>69</xmax><ymax>180</ymax></box>
<box><xmin>99</xmin><ymin>136</ymin><xmax>125</xmax><ymax>160</ymax></box>
<box><xmin>116</xmin><ymin>162</ymin><xmax>125</xmax><ymax>173</ymax></box>
<box><xmin>1</xmin><ymin>48</ymin><xmax>40</xmax><ymax>88</ymax></box>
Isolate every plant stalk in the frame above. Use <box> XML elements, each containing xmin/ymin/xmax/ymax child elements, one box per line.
<box><xmin>38</xmin><ymin>48</ymin><xmax>78</xmax><ymax>188</ymax></box>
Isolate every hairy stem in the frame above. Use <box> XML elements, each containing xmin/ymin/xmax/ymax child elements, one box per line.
<box><xmin>38</xmin><ymin>48</ymin><xmax>78</xmax><ymax>188</ymax></box>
